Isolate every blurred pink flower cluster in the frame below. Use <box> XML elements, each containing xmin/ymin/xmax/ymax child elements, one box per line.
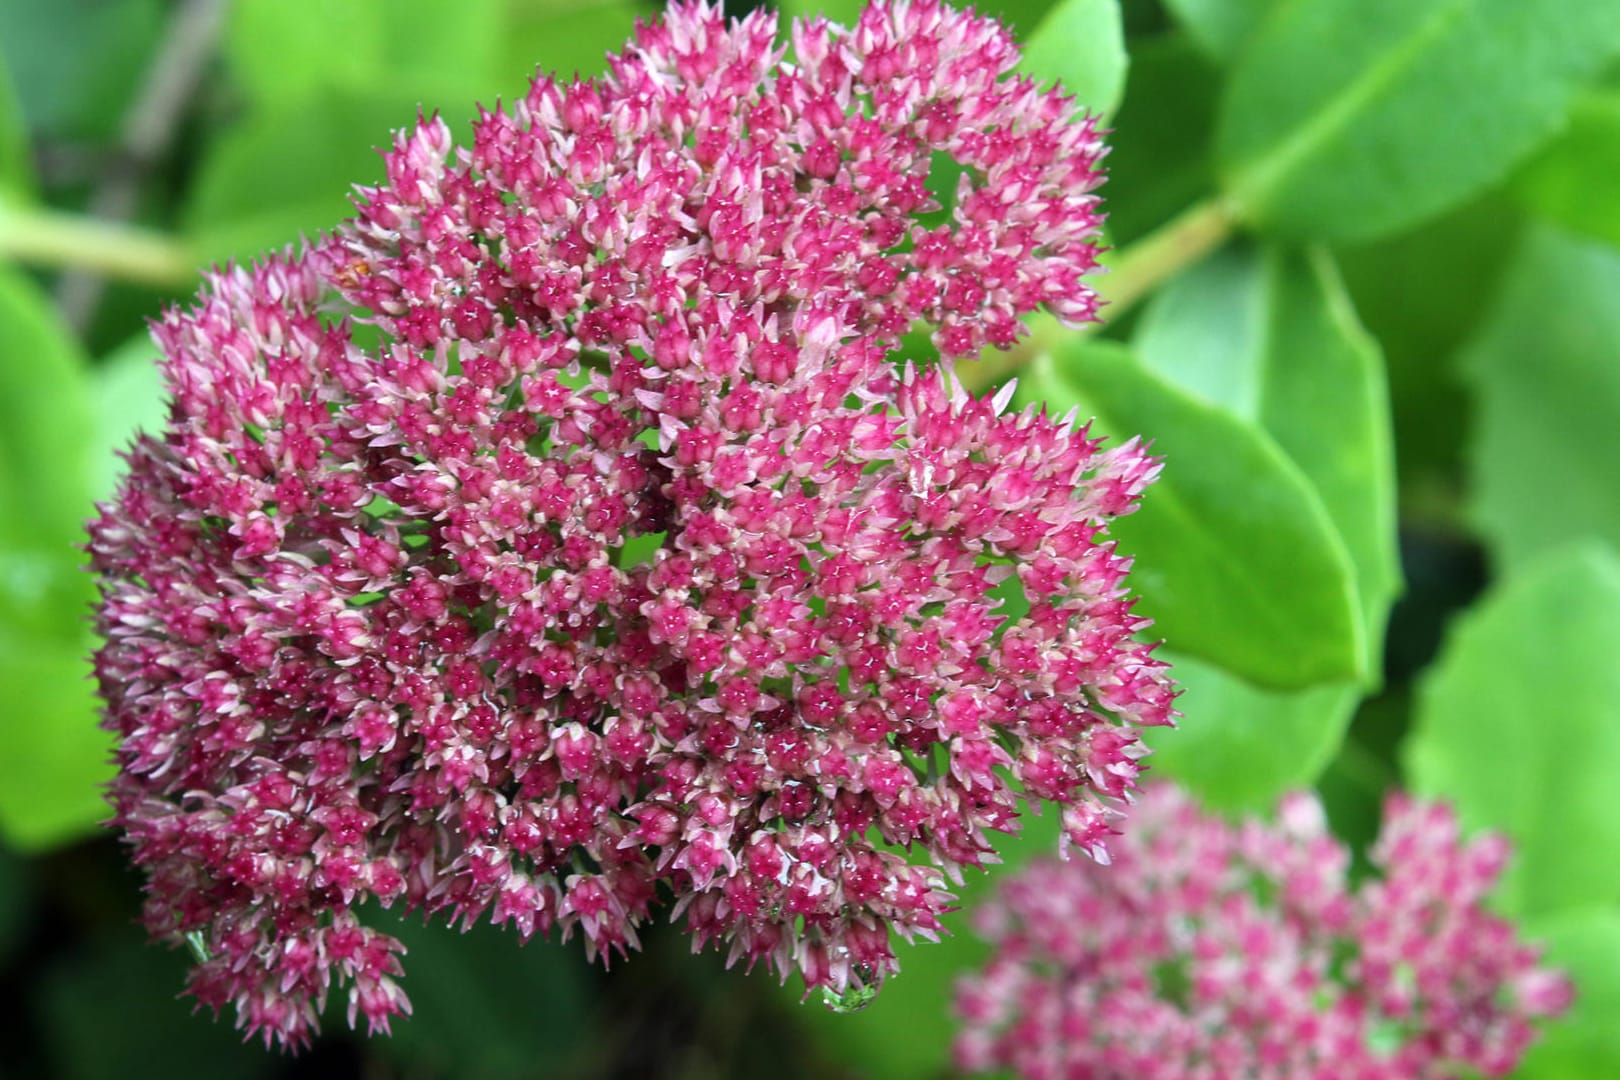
<box><xmin>955</xmin><ymin>785</ymin><xmax>1572</xmax><ymax>1080</ymax></box>
<box><xmin>88</xmin><ymin>0</ymin><xmax>1173</xmax><ymax>1049</ymax></box>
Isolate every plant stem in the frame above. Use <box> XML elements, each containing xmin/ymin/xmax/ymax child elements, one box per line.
<box><xmin>960</xmin><ymin>195</ymin><xmax>1237</xmax><ymax>392</ymax></box>
<box><xmin>0</xmin><ymin>203</ymin><xmax>195</xmax><ymax>288</ymax></box>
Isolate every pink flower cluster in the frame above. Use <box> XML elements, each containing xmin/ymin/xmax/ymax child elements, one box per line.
<box><xmin>88</xmin><ymin>0</ymin><xmax>1174</xmax><ymax>1050</ymax></box>
<box><xmin>955</xmin><ymin>785</ymin><xmax>1573</xmax><ymax>1080</ymax></box>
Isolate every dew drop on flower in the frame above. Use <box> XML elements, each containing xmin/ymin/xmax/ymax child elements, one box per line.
<box><xmin>821</xmin><ymin>967</ymin><xmax>884</xmax><ymax>1014</ymax></box>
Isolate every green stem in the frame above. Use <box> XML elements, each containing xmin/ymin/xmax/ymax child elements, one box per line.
<box><xmin>0</xmin><ymin>202</ymin><xmax>195</xmax><ymax>287</ymax></box>
<box><xmin>960</xmin><ymin>195</ymin><xmax>1237</xmax><ymax>392</ymax></box>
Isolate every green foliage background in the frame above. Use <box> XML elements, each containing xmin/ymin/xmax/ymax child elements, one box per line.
<box><xmin>0</xmin><ymin>0</ymin><xmax>1617</xmax><ymax>1076</ymax></box>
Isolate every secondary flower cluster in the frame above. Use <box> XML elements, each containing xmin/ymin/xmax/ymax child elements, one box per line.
<box><xmin>88</xmin><ymin>0</ymin><xmax>1174</xmax><ymax>1050</ymax></box>
<box><xmin>954</xmin><ymin>785</ymin><xmax>1572</xmax><ymax>1080</ymax></box>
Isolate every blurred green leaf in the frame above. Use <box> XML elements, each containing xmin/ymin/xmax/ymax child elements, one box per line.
<box><xmin>1020</xmin><ymin>0</ymin><xmax>1127</xmax><ymax>115</ymax></box>
<box><xmin>225</xmin><ymin>0</ymin><xmax>507</xmax><ymax>115</ymax></box>
<box><xmin>89</xmin><ymin>335</ymin><xmax>168</xmax><ymax>505</ymax></box>
<box><xmin>1405</xmin><ymin>542</ymin><xmax>1620</xmax><ymax>918</ymax></box>
<box><xmin>777</xmin><ymin>0</ymin><xmax>866</xmax><ymax>24</ymax></box>
<box><xmin>0</xmin><ymin>641</ymin><xmax>110</xmax><ymax>851</ymax></box>
<box><xmin>0</xmin><ymin>268</ymin><xmax>94</xmax><ymax>642</ymax></box>
<box><xmin>0</xmin><ymin>49</ymin><xmax>35</xmax><ymax>202</ymax></box>
<box><xmin>1135</xmin><ymin>244</ymin><xmax>1400</xmax><ymax>666</ymax></box>
<box><xmin>1512</xmin><ymin>90</ymin><xmax>1620</xmax><ymax>250</ymax></box>
<box><xmin>1519</xmin><ymin>909</ymin><xmax>1620</xmax><ymax>1079</ymax></box>
<box><xmin>39</xmin><ymin>928</ymin><xmax>276</xmax><ymax>1080</ymax></box>
<box><xmin>1021</xmin><ymin>340</ymin><xmax>1364</xmax><ymax>689</ymax></box>
<box><xmin>1334</xmin><ymin>192</ymin><xmax>1522</xmax><ymax>497</ymax></box>
<box><xmin>0</xmin><ymin>0</ymin><xmax>164</xmax><ymax>142</ymax></box>
<box><xmin>1101</xmin><ymin>33</ymin><xmax>1220</xmax><ymax>246</ymax></box>
<box><xmin>1462</xmin><ymin>227</ymin><xmax>1620</xmax><ymax>571</ymax></box>
<box><xmin>1161</xmin><ymin>0</ymin><xmax>1275</xmax><ymax>64</ymax></box>
<box><xmin>507</xmin><ymin>1</ymin><xmax>651</xmax><ymax>85</ymax></box>
<box><xmin>1218</xmin><ymin>0</ymin><xmax>1620</xmax><ymax>242</ymax></box>
<box><xmin>183</xmin><ymin>90</ymin><xmax>409</xmax><ymax>264</ymax></box>
<box><xmin>372</xmin><ymin>910</ymin><xmax>594</xmax><ymax>1079</ymax></box>
<box><xmin>1143</xmin><ymin>653</ymin><xmax>1359</xmax><ymax>812</ymax></box>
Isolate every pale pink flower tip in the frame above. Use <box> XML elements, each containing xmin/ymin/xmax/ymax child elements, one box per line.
<box><xmin>954</xmin><ymin>785</ymin><xmax>1573</xmax><ymax>1080</ymax></box>
<box><xmin>89</xmin><ymin>0</ymin><xmax>1166</xmax><ymax>1050</ymax></box>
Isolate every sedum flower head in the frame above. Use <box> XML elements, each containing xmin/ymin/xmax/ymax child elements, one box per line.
<box><xmin>88</xmin><ymin>0</ymin><xmax>1174</xmax><ymax>1049</ymax></box>
<box><xmin>954</xmin><ymin>785</ymin><xmax>1573</xmax><ymax>1080</ymax></box>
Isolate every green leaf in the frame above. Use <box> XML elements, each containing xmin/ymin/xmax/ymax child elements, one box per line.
<box><xmin>224</xmin><ymin>0</ymin><xmax>507</xmax><ymax>115</ymax></box>
<box><xmin>1512</xmin><ymin>90</ymin><xmax>1620</xmax><ymax>250</ymax></box>
<box><xmin>0</xmin><ymin>268</ymin><xmax>94</xmax><ymax>643</ymax></box>
<box><xmin>777</xmin><ymin>0</ymin><xmax>866</xmax><ymax>25</ymax></box>
<box><xmin>1334</xmin><ymin>192</ymin><xmax>1523</xmax><ymax>495</ymax></box>
<box><xmin>0</xmin><ymin>0</ymin><xmax>164</xmax><ymax>142</ymax></box>
<box><xmin>1218</xmin><ymin>0</ymin><xmax>1620</xmax><ymax>242</ymax></box>
<box><xmin>0</xmin><ymin>638</ymin><xmax>112</xmax><ymax>851</ymax></box>
<box><xmin>89</xmin><ymin>335</ymin><xmax>168</xmax><ymax>504</ymax></box>
<box><xmin>1404</xmin><ymin>542</ymin><xmax>1620</xmax><ymax>918</ymax></box>
<box><xmin>1100</xmin><ymin>33</ymin><xmax>1221</xmax><ymax>245</ymax></box>
<box><xmin>1161</xmin><ymin>0</ymin><xmax>1276</xmax><ymax>64</ymax></box>
<box><xmin>0</xmin><ymin>48</ymin><xmax>35</xmax><ymax>201</ymax></box>
<box><xmin>1020</xmin><ymin>0</ymin><xmax>1127</xmax><ymax>115</ymax></box>
<box><xmin>183</xmin><ymin>90</ymin><xmax>409</xmax><ymax>264</ymax></box>
<box><xmin>1462</xmin><ymin>227</ymin><xmax>1620</xmax><ymax>571</ymax></box>
<box><xmin>1143</xmin><ymin>653</ymin><xmax>1360</xmax><ymax>812</ymax></box>
<box><xmin>1135</xmin><ymin>243</ymin><xmax>1400</xmax><ymax>668</ymax></box>
<box><xmin>506</xmin><ymin>1</ymin><xmax>651</xmax><ymax>86</ymax></box>
<box><xmin>1020</xmin><ymin>340</ymin><xmax>1364</xmax><ymax>689</ymax></box>
<box><xmin>1519</xmin><ymin>909</ymin><xmax>1620</xmax><ymax>1079</ymax></box>
<box><xmin>0</xmin><ymin>275</ymin><xmax>136</xmax><ymax>851</ymax></box>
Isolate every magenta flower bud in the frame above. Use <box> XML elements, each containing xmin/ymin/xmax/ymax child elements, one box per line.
<box><xmin>89</xmin><ymin>0</ymin><xmax>1173</xmax><ymax>1049</ymax></box>
<box><xmin>955</xmin><ymin>785</ymin><xmax>1573</xmax><ymax>1079</ymax></box>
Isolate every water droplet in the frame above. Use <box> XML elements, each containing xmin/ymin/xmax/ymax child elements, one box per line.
<box><xmin>820</xmin><ymin>965</ymin><xmax>883</xmax><ymax>1013</ymax></box>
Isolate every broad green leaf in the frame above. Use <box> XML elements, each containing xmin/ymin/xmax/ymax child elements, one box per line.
<box><xmin>1135</xmin><ymin>244</ymin><xmax>1400</xmax><ymax>668</ymax></box>
<box><xmin>89</xmin><ymin>335</ymin><xmax>168</xmax><ymax>504</ymax></box>
<box><xmin>1161</xmin><ymin>0</ymin><xmax>1276</xmax><ymax>64</ymax></box>
<box><xmin>777</xmin><ymin>0</ymin><xmax>865</xmax><ymax>25</ymax></box>
<box><xmin>1404</xmin><ymin>542</ymin><xmax>1620</xmax><ymax>918</ymax></box>
<box><xmin>1519</xmin><ymin>909</ymin><xmax>1620</xmax><ymax>1079</ymax></box>
<box><xmin>1143</xmin><ymin>652</ymin><xmax>1360</xmax><ymax>812</ymax></box>
<box><xmin>0</xmin><ymin>639</ymin><xmax>111</xmax><ymax>851</ymax></box>
<box><xmin>225</xmin><ymin>0</ymin><xmax>507</xmax><ymax>115</ymax></box>
<box><xmin>0</xmin><ymin>0</ymin><xmax>163</xmax><ymax>142</ymax></box>
<box><xmin>1462</xmin><ymin>227</ymin><xmax>1620</xmax><ymax>571</ymax></box>
<box><xmin>1334</xmin><ymin>192</ymin><xmax>1522</xmax><ymax>495</ymax></box>
<box><xmin>1100</xmin><ymin>33</ymin><xmax>1221</xmax><ymax>245</ymax></box>
<box><xmin>183</xmin><ymin>91</ymin><xmax>409</xmax><ymax>264</ymax></box>
<box><xmin>1021</xmin><ymin>340</ymin><xmax>1364</xmax><ymax>689</ymax></box>
<box><xmin>1020</xmin><ymin>0</ymin><xmax>1127</xmax><ymax>116</ymax></box>
<box><xmin>0</xmin><ymin>49</ymin><xmax>34</xmax><ymax>201</ymax></box>
<box><xmin>505</xmin><ymin>1</ymin><xmax>650</xmax><ymax>86</ymax></box>
<box><xmin>1512</xmin><ymin>90</ymin><xmax>1620</xmax><ymax>250</ymax></box>
<box><xmin>0</xmin><ymin>268</ymin><xmax>93</xmax><ymax>642</ymax></box>
<box><xmin>1218</xmin><ymin>0</ymin><xmax>1620</xmax><ymax>242</ymax></box>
